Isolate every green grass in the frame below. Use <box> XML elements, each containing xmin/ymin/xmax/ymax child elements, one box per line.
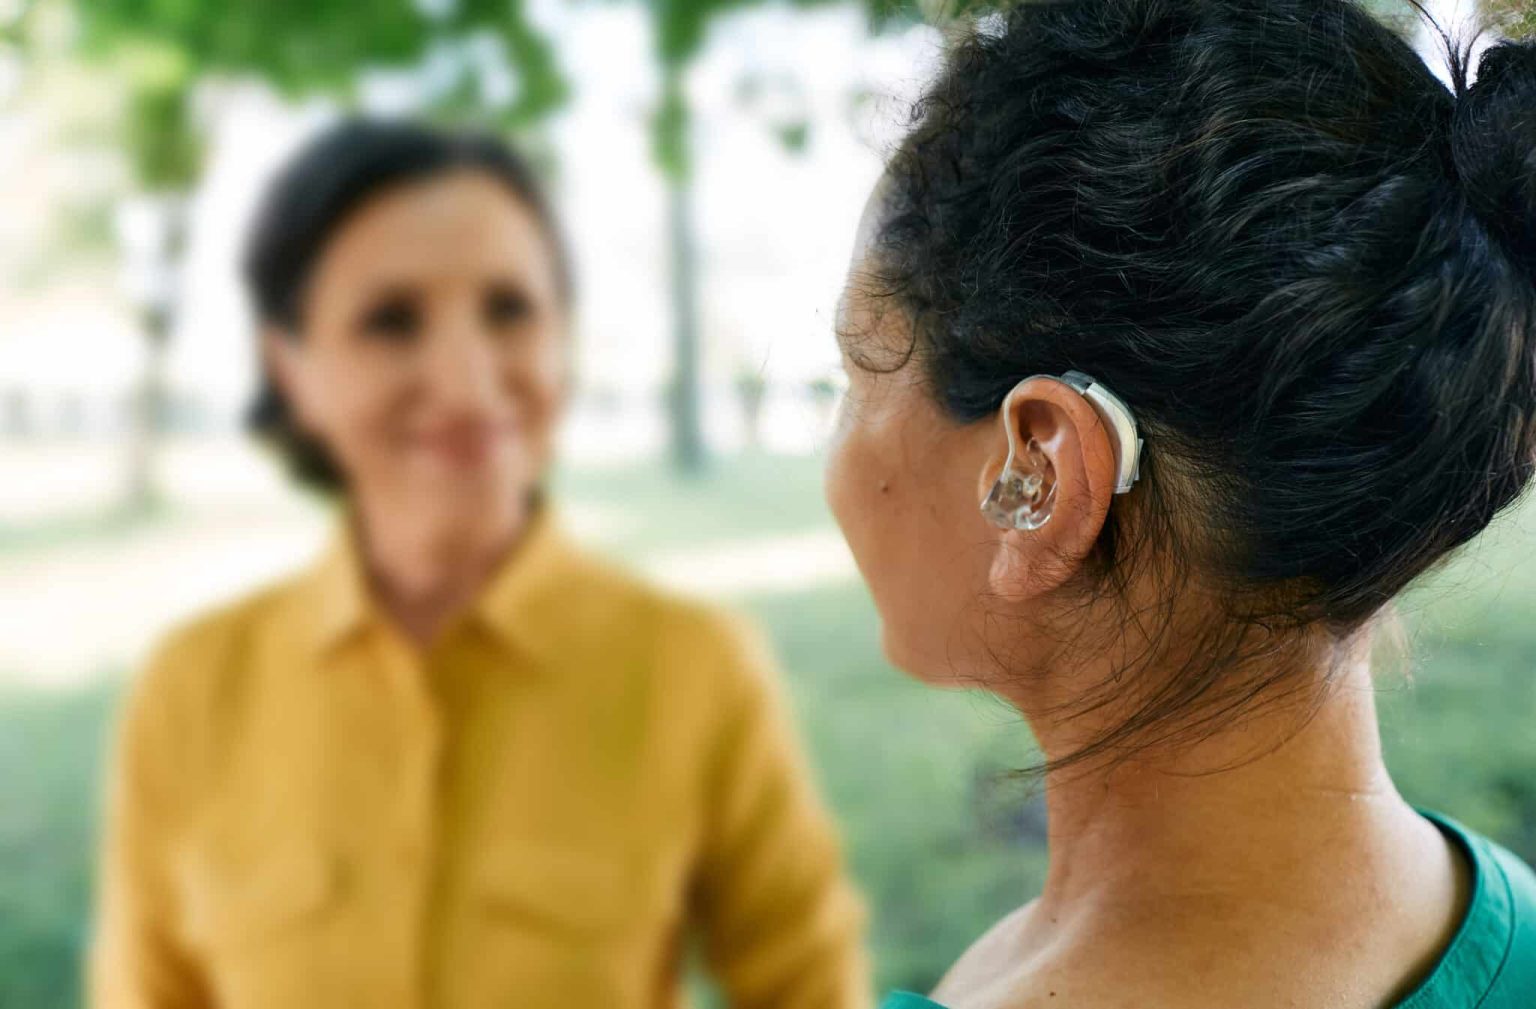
<box><xmin>0</xmin><ymin>497</ymin><xmax>178</xmax><ymax>557</ymax></box>
<box><xmin>3</xmin><ymin>455</ymin><xmax>1535</xmax><ymax>1006</ymax></box>
<box><xmin>0</xmin><ymin>681</ymin><xmax>118</xmax><ymax>1009</ymax></box>
<box><xmin>553</xmin><ymin>451</ymin><xmax>837</xmax><ymax>553</ymax></box>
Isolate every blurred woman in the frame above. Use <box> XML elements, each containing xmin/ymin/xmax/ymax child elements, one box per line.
<box><xmin>90</xmin><ymin>119</ymin><xmax>868</xmax><ymax>1009</ymax></box>
<box><xmin>825</xmin><ymin>2</ymin><xmax>1536</xmax><ymax>1007</ymax></box>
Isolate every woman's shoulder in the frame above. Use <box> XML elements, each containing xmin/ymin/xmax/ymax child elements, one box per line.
<box><xmin>1399</xmin><ymin>811</ymin><xmax>1536</xmax><ymax>1008</ymax></box>
<box><xmin>109</xmin><ymin>580</ymin><xmax>299</xmax><ymax>809</ymax></box>
<box><xmin>126</xmin><ymin>573</ymin><xmax>301</xmax><ymax>718</ymax></box>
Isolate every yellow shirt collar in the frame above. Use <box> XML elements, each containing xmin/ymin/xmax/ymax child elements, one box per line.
<box><xmin>305</xmin><ymin>503</ymin><xmax>575</xmax><ymax>663</ymax></box>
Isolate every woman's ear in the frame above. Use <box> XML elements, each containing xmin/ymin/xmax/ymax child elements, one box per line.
<box><xmin>975</xmin><ymin>375</ymin><xmax>1118</xmax><ymax>599</ymax></box>
<box><xmin>260</xmin><ymin>326</ymin><xmax>319</xmax><ymax>433</ymax></box>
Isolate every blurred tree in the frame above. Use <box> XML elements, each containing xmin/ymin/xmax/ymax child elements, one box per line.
<box><xmin>113</xmin><ymin>42</ymin><xmax>199</xmax><ymax>511</ymax></box>
<box><xmin>640</xmin><ymin>0</ymin><xmax>974</xmax><ymax>471</ymax></box>
<box><xmin>11</xmin><ymin>0</ymin><xmax>971</xmax><ymax>494</ymax></box>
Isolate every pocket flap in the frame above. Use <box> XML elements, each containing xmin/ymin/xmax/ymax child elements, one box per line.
<box><xmin>476</xmin><ymin>840</ymin><xmax>683</xmax><ymax>936</ymax></box>
<box><xmin>180</xmin><ymin>843</ymin><xmax>337</xmax><ymax>948</ymax></box>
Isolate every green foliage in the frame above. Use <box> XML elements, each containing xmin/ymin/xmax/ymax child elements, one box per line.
<box><xmin>1486</xmin><ymin>0</ymin><xmax>1536</xmax><ymax>35</ymax></box>
<box><xmin>51</xmin><ymin>0</ymin><xmax>571</xmax><ymax>190</ymax></box>
<box><xmin>654</xmin><ymin>65</ymin><xmax>692</xmax><ymax>180</ymax></box>
<box><xmin>119</xmin><ymin>42</ymin><xmax>200</xmax><ymax>188</ymax></box>
<box><xmin>28</xmin><ymin>0</ymin><xmax>942</xmax><ymax>192</ymax></box>
<box><xmin>1377</xmin><ymin>495</ymin><xmax>1536</xmax><ymax>856</ymax></box>
<box><xmin>484</xmin><ymin>0</ymin><xmax>571</xmax><ymax>127</ymax></box>
<box><xmin>641</xmin><ymin>0</ymin><xmax>936</xmax><ymax>177</ymax></box>
<box><xmin>774</xmin><ymin>120</ymin><xmax>810</xmax><ymax>153</ymax></box>
<box><xmin>73</xmin><ymin>1</ymin><xmax>430</xmax><ymax>96</ymax></box>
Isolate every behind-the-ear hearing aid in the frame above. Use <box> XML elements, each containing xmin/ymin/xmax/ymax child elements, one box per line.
<box><xmin>980</xmin><ymin>370</ymin><xmax>1144</xmax><ymax>531</ymax></box>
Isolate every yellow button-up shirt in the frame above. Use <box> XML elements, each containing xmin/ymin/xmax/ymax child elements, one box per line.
<box><xmin>89</xmin><ymin>509</ymin><xmax>869</xmax><ymax>1009</ymax></box>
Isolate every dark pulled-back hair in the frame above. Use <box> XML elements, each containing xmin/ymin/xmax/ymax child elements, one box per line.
<box><xmin>873</xmin><ymin>0</ymin><xmax>1536</xmax><ymax>762</ymax></box>
<box><xmin>244</xmin><ymin>118</ymin><xmax>571</xmax><ymax>492</ymax></box>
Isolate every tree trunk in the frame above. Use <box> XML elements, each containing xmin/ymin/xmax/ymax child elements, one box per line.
<box><xmin>664</xmin><ymin>68</ymin><xmax>707</xmax><ymax>475</ymax></box>
<box><xmin>120</xmin><ymin>195</ymin><xmax>186</xmax><ymax>514</ymax></box>
<box><xmin>125</xmin><ymin>304</ymin><xmax>171</xmax><ymax>513</ymax></box>
<box><xmin>667</xmin><ymin>175</ymin><xmax>706</xmax><ymax>473</ymax></box>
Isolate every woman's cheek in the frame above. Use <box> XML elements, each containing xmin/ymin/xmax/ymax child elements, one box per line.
<box><xmin>822</xmin><ymin>423</ymin><xmax>861</xmax><ymax>550</ymax></box>
<box><xmin>347</xmin><ymin>391</ymin><xmax>415</xmax><ymax>482</ymax></box>
<box><xmin>825</xmin><ymin>425</ymin><xmax>898</xmax><ymax>587</ymax></box>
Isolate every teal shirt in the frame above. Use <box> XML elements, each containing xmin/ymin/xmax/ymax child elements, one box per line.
<box><xmin>882</xmin><ymin>811</ymin><xmax>1536</xmax><ymax>1009</ymax></box>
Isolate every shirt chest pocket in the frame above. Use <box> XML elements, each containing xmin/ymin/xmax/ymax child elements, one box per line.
<box><xmin>474</xmin><ymin>839</ymin><xmax>688</xmax><ymax>940</ymax></box>
<box><xmin>179</xmin><ymin>841</ymin><xmax>339</xmax><ymax>953</ymax></box>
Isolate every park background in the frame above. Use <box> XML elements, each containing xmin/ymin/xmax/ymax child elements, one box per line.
<box><xmin>2</xmin><ymin>0</ymin><xmax>1534</xmax><ymax>1004</ymax></box>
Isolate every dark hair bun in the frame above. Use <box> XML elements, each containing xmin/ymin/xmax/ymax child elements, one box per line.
<box><xmin>1453</xmin><ymin>39</ymin><xmax>1536</xmax><ymax>265</ymax></box>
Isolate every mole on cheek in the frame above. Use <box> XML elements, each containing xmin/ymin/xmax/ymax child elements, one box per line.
<box><xmin>878</xmin><ymin>479</ymin><xmax>891</xmax><ymax>495</ymax></box>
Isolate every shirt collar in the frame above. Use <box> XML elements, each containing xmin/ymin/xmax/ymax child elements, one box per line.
<box><xmin>306</xmin><ymin>510</ymin><xmax>372</xmax><ymax>658</ymax></box>
<box><xmin>468</xmin><ymin>504</ymin><xmax>575</xmax><ymax>662</ymax></box>
<box><xmin>303</xmin><ymin>502</ymin><xmax>577</xmax><ymax>665</ymax></box>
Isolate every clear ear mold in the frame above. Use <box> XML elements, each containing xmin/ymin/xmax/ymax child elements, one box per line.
<box><xmin>981</xmin><ymin>438</ymin><xmax>1057</xmax><ymax>531</ymax></box>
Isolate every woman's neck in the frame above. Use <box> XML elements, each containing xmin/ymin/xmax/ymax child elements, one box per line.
<box><xmin>351</xmin><ymin>492</ymin><xmax>529</xmax><ymax>649</ymax></box>
<box><xmin>1019</xmin><ymin>646</ymin><xmax>1422</xmax><ymax>919</ymax></box>
<box><xmin>953</xmin><ymin>639</ymin><xmax>1474</xmax><ymax>1008</ymax></box>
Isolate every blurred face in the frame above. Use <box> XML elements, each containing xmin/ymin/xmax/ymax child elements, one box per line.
<box><xmin>265</xmin><ymin>169</ymin><xmax>567</xmax><ymax>532</ymax></box>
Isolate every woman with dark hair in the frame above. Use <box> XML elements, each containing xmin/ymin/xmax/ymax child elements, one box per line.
<box><xmin>824</xmin><ymin>1</ymin><xmax>1536</xmax><ymax>1006</ymax></box>
<box><xmin>89</xmin><ymin>119</ymin><xmax>869</xmax><ymax>1009</ymax></box>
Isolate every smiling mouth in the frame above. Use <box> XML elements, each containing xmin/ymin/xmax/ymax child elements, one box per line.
<box><xmin>411</xmin><ymin>426</ymin><xmax>514</xmax><ymax>466</ymax></box>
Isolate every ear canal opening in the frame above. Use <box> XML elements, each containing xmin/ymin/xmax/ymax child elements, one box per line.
<box><xmin>982</xmin><ymin>437</ymin><xmax>1058</xmax><ymax>530</ymax></box>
